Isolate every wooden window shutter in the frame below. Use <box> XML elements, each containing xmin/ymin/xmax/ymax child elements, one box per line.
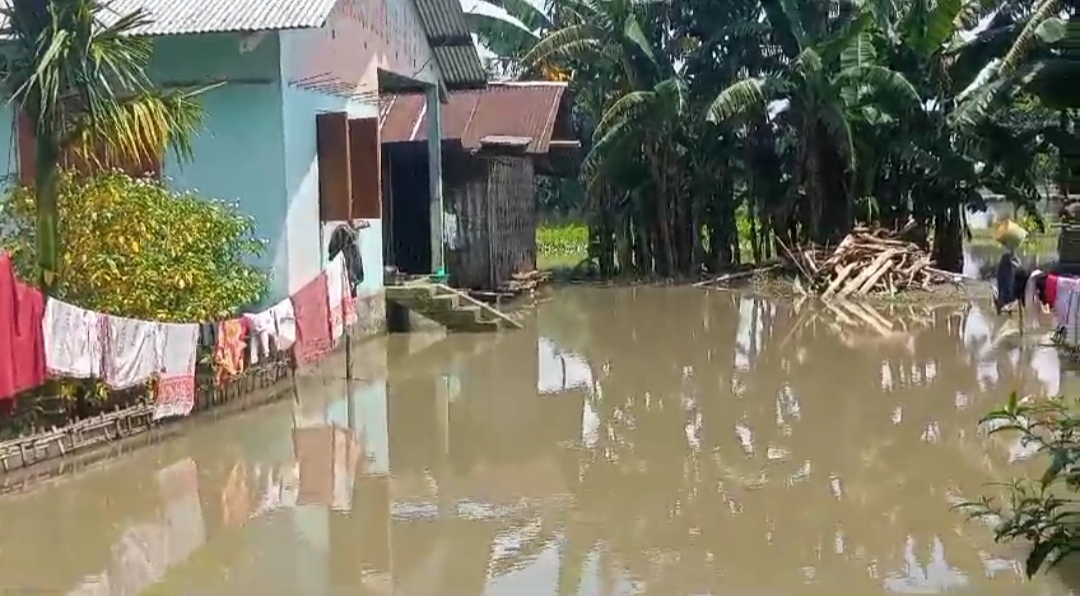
<box><xmin>348</xmin><ymin>117</ymin><xmax>382</xmax><ymax>219</ymax></box>
<box><xmin>316</xmin><ymin>112</ymin><xmax>352</xmax><ymax>222</ymax></box>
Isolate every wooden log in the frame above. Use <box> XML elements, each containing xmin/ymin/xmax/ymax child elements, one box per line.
<box><xmin>856</xmin><ymin>258</ymin><xmax>896</xmax><ymax>295</ymax></box>
<box><xmin>838</xmin><ymin>249</ymin><xmax>900</xmax><ymax>297</ymax></box>
<box><xmin>823</xmin><ymin>262</ymin><xmax>858</xmax><ymax>297</ymax></box>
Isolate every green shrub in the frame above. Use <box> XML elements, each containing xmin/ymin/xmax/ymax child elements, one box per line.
<box><xmin>0</xmin><ymin>171</ymin><xmax>269</xmax><ymax>321</ymax></box>
<box><xmin>959</xmin><ymin>392</ymin><xmax>1080</xmax><ymax>577</ymax></box>
<box><xmin>537</xmin><ymin>222</ymin><xmax>589</xmax><ymax>257</ymax></box>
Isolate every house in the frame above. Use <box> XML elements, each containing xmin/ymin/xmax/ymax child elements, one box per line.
<box><xmin>379</xmin><ymin>82</ymin><xmax>579</xmax><ymax>291</ymax></box>
<box><xmin>0</xmin><ymin>0</ymin><xmax>485</xmax><ymax>336</ymax></box>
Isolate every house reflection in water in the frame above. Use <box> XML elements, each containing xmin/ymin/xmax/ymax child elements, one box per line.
<box><xmin>50</xmin><ymin>330</ymin><xmax>596</xmax><ymax>595</ymax></box>
<box><xmin>386</xmin><ymin>328</ymin><xmax>590</xmax><ymax>594</ymax></box>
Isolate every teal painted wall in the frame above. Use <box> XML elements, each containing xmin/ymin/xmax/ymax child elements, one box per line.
<box><xmin>148</xmin><ymin>33</ymin><xmax>290</xmax><ymax>301</ymax></box>
<box><xmin>0</xmin><ymin>26</ymin><xmax>404</xmax><ymax>306</ymax></box>
<box><xmin>278</xmin><ymin>29</ymin><xmax>384</xmax><ymax>299</ymax></box>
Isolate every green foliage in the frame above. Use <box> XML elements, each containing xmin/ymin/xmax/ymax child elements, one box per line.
<box><xmin>0</xmin><ymin>0</ymin><xmax>211</xmax><ymax>289</ymax></box>
<box><xmin>957</xmin><ymin>392</ymin><xmax>1080</xmax><ymax>577</ymax></box>
<box><xmin>0</xmin><ymin>171</ymin><xmax>269</xmax><ymax>322</ymax></box>
<box><xmin>538</xmin><ymin>222</ymin><xmax>589</xmax><ymax>258</ymax></box>
<box><xmin>476</xmin><ymin>0</ymin><xmax>1073</xmax><ymax>277</ymax></box>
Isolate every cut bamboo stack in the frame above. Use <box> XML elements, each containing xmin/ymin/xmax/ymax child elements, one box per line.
<box><xmin>785</xmin><ymin>226</ymin><xmax>956</xmax><ymax>297</ymax></box>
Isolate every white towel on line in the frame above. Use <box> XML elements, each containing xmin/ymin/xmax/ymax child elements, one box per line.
<box><xmin>103</xmin><ymin>315</ymin><xmax>160</xmax><ymax>390</ymax></box>
<box><xmin>270</xmin><ymin>298</ymin><xmax>297</xmax><ymax>351</ymax></box>
<box><xmin>326</xmin><ymin>253</ymin><xmax>347</xmax><ymax>342</ymax></box>
<box><xmin>243</xmin><ymin>310</ymin><xmax>277</xmax><ymax>364</ymax></box>
<box><xmin>43</xmin><ymin>298</ymin><xmax>104</xmax><ymax>378</ymax></box>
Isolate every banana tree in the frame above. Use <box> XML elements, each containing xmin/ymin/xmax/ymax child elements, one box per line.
<box><xmin>707</xmin><ymin>6</ymin><xmax>921</xmax><ymax>244</ymax></box>
<box><xmin>0</xmin><ymin>0</ymin><xmax>207</xmax><ymax>291</ymax></box>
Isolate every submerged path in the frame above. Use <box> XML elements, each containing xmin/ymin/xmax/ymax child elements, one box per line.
<box><xmin>0</xmin><ymin>286</ymin><xmax>1075</xmax><ymax>595</ymax></box>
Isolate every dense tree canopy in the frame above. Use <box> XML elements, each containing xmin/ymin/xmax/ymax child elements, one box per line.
<box><xmin>468</xmin><ymin>0</ymin><xmax>1078</xmax><ymax>277</ymax></box>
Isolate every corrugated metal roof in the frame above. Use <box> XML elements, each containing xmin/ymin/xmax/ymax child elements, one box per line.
<box><xmin>413</xmin><ymin>0</ymin><xmax>472</xmax><ymax>44</ymax></box>
<box><xmin>433</xmin><ymin>45</ymin><xmax>486</xmax><ymax>90</ymax></box>
<box><xmin>380</xmin><ymin>82</ymin><xmax>574</xmax><ymax>154</ymax></box>
<box><xmin>0</xmin><ymin>0</ymin><xmax>485</xmax><ymax>88</ymax></box>
<box><xmin>0</xmin><ymin>0</ymin><xmax>338</xmax><ymax>36</ymax></box>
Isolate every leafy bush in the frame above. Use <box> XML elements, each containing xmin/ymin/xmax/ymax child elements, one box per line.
<box><xmin>537</xmin><ymin>222</ymin><xmax>589</xmax><ymax>257</ymax></box>
<box><xmin>0</xmin><ymin>171</ymin><xmax>269</xmax><ymax>321</ymax></box>
<box><xmin>959</xmin><ymin>392</ymin><xmax>1080</xmax><ymax>577</ymax></box>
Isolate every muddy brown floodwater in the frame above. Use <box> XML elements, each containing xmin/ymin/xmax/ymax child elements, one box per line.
<box><xmin>2</xmin><ymin>286</ymin><xmax>1080</xmax><ymax>595</ymax></box>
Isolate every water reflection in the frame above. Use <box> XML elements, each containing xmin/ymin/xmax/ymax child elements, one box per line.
<box><xmin>1</xmin><ymin>287</ymin><xmax>1079</xmax><ymax>594</ymax></box>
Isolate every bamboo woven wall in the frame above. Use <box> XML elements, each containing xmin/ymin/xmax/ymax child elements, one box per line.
<box><xmin>445</xmin><ymin>153</ymin><xmax>537</xmax><ymax>291</ymax></box>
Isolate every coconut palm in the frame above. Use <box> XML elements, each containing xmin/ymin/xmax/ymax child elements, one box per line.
<box><xmin>0</xmin><ymin>0</ymin><xmax>207</xmax><ymax>290</ymax></box>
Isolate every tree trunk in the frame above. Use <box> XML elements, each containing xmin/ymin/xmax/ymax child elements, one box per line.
<box><xmin>804</xmin><ymin>122</ymin><xmax>851</xmax><ymax>244</ymax></box>
<box><xmin>35</xmin><ymin>134</ymin><xmax>61</xmax><ymax>292</ymax></box>
<box><xmin>931</xmin><ymin>206</ymin><xmax>963</xmax><ymax>272</ymax></box>
<box><xmin>616</xmin><ymin>212</ymin><xmax>633</xmax><ymax>275</ymax></box>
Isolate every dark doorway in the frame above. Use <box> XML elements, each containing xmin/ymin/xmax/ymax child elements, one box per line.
<box><xmin>382</xmin><ymin>142</ymin><xmax>432</xmax><ymax>275</ymax></box>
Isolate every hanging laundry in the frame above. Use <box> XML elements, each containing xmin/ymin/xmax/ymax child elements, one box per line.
<box><xmin>1053</xmin><ymin>275</ymin><xmax>1080</xmax><ymax>346</ymax></box>
<box><xmin>271</xmin><ymin>297</ymin><xmax>297</xmax><ymax>351</ymax></box>
<box><xmin>293</xmin><ymin>272</ymin><xmax>332</xmax><ymax>367</ymax></box>
<box><xmin>214</xmin><ymin>318</ymin><xmax>248</xmax><ymax>384</ymax></box>
<box><xmin>154</xmin><ymin>323</ymin><xmax>199</xmax><ymax>420</ymax></box>
<box><xmin>0</xmin><ymin>252</ymin><xmax>46</xmax><ymax>401</ymax></box>
<box><xmin>1023</xmin><ymin>269</ymin><xmax>1044</xmax><ymax>329</ymax></box>
<box><xmin>102</xmin><ymin>315</ymin><xmax>161</xmax><ymax>390</ymax></box>
<box><xmin>243</xmin><ymin>310</ymin><xmax>277</xmax><ymax>365</ymax></box>
<box><xmin>43</xmin><ymin>298</ymin><xmax>104</xmax><ymax>379</ymax></box>
<box><xmin>326</xmin><ymin>253</ymin><xmax>348</xmax><ymax>342</ymax></box>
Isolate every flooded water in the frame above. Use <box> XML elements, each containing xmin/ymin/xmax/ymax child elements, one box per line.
<box><xmin>3</xmin><ymin>286</ymin><xmax>1080</xmax><ymax>595</ymax></box>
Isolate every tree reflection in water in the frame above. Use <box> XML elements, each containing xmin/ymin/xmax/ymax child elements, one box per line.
<box><xmin>532</xmin><ymin>286</ymin><xmax>1065</xmax><ymax>594</ymax></box>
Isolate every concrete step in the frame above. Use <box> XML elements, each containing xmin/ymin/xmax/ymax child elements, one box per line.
<box><xmin>385</xmin><ymin>282</ymin><xmax>515</xmax><ymax>333</ymax></box>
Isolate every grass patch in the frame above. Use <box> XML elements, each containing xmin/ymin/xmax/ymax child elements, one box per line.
<box><xmin>968</xmin><ymin>227</ymin><xmax>1060</xmax><ymax>253</ymax></box>
<box><xmin>538</xmin><ymin>222</ymin><xmax>588</xmax><ymax>271</ymax></box>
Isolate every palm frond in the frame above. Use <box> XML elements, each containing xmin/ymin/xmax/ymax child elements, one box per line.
<box><xmin>593</xmin><ymin>90</ymin><xmax>654</xmax><ymax>142</ymax></box>
<box><xmin>840</xmin><ymin>31</ymin><xmax>877</xmax><ymax>71</ymax></box>
<box><xmin>520</xmin><ymin>24</ymin><xmax>600</xmax><ymax>68</ymax></box>
<box><xmin>706</xmin><ymin>77</ymin><xmax>775</xmax><ymax>123</ymax></box>
<box><xmin>998</xmin><ymin>0</ymin><xmax>1064</xmax><ymax>77</ymax></box>
<box><xmin>837</xmin><ymin>65</ymin><xmax>921</xmax><ymax>106</ymax></box>
<box><xmin>64</xmin><ymin>86</ymin><xmax>212</xmax><ymax>170</ymax></box>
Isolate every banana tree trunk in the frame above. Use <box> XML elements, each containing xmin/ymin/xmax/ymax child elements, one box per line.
<box><xmin>34</xmin><ymin>133</ymin><xmax>61</xmax><ymax>292</ymax></box>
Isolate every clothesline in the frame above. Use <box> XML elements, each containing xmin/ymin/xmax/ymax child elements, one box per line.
<box><xmin>0</xmin><ymin>250</ymin><xmax>360</xmax><ymax>423</ymax></box>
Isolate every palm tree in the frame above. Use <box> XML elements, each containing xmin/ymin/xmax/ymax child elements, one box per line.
<box><xmin>0</xmin><ymin>0</ymin><xmax>208</xmax><ymax>290</ymax></box>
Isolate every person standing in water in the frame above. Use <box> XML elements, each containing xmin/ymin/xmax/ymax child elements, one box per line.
<box><xmin>993</xmin><ymin>217</ymin><xmax>1030</xmax><ymax>316</ymax></box>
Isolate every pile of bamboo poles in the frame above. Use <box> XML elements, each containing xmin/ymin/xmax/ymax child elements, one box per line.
<box><xmin>785</xmin><ymin>227</ymin><xmax>958</xmax><ymax>297</ymax></box>
<box><xmin>502</xmin><ymin>270</ymin><xmax>552</xmax><ymax>294</ymax></box>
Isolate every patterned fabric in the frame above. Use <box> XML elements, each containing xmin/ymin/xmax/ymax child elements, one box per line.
<box><xmin>213</xmin><ymin>319</ymin><xmax>248</xmax><ymax>385</ymax></box>
<box><xmin>154</xmin><ymin>323</ymin><xmax>199</xmax><ymax>420</ymax></box>
<box><xmin>293</xmin><ymin>272</ymin><xmax>332</xmax><ymax>367</ymax></box>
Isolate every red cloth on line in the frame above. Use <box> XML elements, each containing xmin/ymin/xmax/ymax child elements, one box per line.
<box><xmin>292</xmin><ymin>272</ymin><xmax>332</xmax><ymax>367</ymax></box>
<box><xmin>1047</xmin><ymin>274</ymin><xmax>1059</xmax><ymax>308</ymax></box>
<box><xmin>0</xmin><ymin>252</ymin><xmax>47</xmax><ymax>401</ymax></box>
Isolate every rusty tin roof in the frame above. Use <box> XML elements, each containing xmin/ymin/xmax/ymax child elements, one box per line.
<box><xmin>379</xmin><ymin>81</ymin><xmax>575</xmax><ymax>155</ymax></box>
